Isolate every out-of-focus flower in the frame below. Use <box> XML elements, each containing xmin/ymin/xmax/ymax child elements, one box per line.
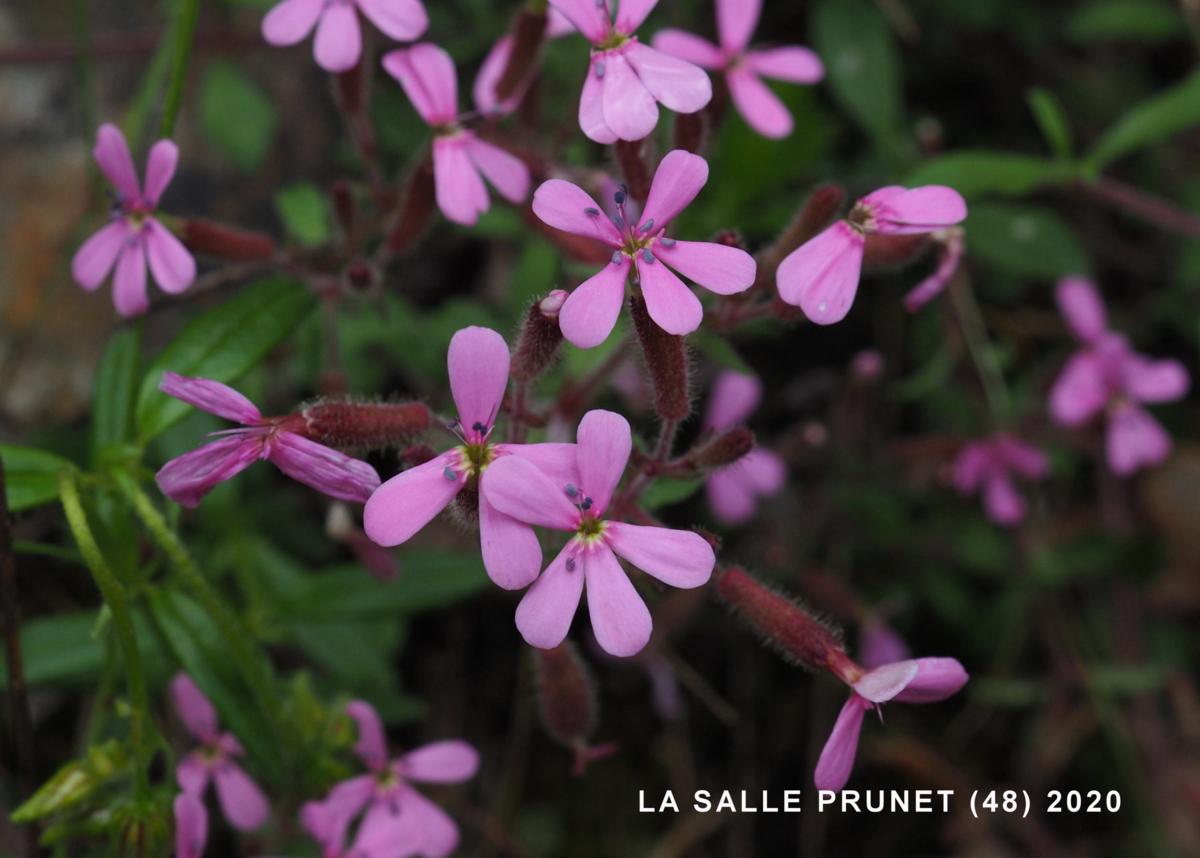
<box><xmin>857</xmin><ymin>618</ymin><xmax>910</xmax><ymax>669</ymax></box>
<box><xmin>483</xmin><ymin>409</ymin><xmax>716</xmax><ymax>657</ymax></box>
<box><xmin>532</xmin><ymin>150</ymin><xmax>755</xmax><ymax>347</ymax></box>
<box><xmin>474</xmin><ymin>8</ymin><xmax>575</xmax><ymax>115</ymax></box>
<box><xmin>653</xmin><ymin>0</ymin><xmax>823</xmax><ymax>139</ymax></box>
<box><xmin>383</xmin><ymin>43</ymin><xmax>530</xmax><ymax>225</ymax></box>
<box><xmin>154</xmin><ymin>373</ymin><xmax>381</xmax><ymax>508</ymax></box>
<box><xmin>550</xmin><ymin>0</ymin><xmax>712</xmax><ymax>142</ymax></box>
<box><xmin>702</xmin><ymin>371</ymin><xmax>786</xmax><ymax>525</ymax></box>
<box><xmin>953</xmin><ymin>433</ymin><xmax>1048</xmax><ymax>526</ymax></box>
<box><xmin>171</xmin><ymin>674</ymin><xmax>269</xmax><ymax>832</ymax></box>
<box><xmin>261</xmin><ymin>0</ymin><xmax>428</xmax><ymax>73</ymax></box>
<box><xmin>776</xmin><ymin>185</ymin><xmax>967</xmax><ymax>325</ymax></box>
<box><xmin>1048</xmin><ymin>276</ymin><xmax>1190</xmax><ymax>476</ymax></box>
<box><xmin>903</xmin><ymin>227</ymin><xmax>964</xmax><ymax>312</ymax></box>
<box><xmin>364</xmin><ymin>327</ymin><xmax>578</xmax><ymax>590</ymax></box>
<box><xmin>72</xmin><ymin>124</ymin><xmax>195</xmax><ymax>316</ymax></box>
<box><xmin>173</xmin><ymin>793</ymin><xmax>207</xmax><ymax>858</ymax></box>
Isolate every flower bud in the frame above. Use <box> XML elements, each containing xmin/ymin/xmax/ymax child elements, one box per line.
<box><xmin>496</xmin><ymin>7</ymin><xmax>548</xmax><ymax>100</ymax></box>
<box><xmin>689</xmin><ymin>426</ymin><xmax>755</xmax><ymax>469</ymax></box>
<box><xmin>511</xmin><ymin>291</ymin><xmax>566</xmax><ymax>383</ymax></box>
<box><xmin>615</xmin><ymin>138</ymin><xmax>653</xmax><ymax>204</ymax></box>
<box><xmin>673</xmin><ymin>109</ymin><xmax>708</xmax><ymax>155</ymax></box>
<box><xmin>534</xmin><ymin>643</ymin><xmax>617</xmax><ymax>774</ymax></box>
<box><xmin>527</xmin><ymin>209</ymin><xmax>613</xmax><ymax>265</ymax></box>
<box><xmin>402</xmin><ymin>444</ymin><xmax>438</xmax><ymax>468</ymax></box>
<box><xmin>182</xmin><ymin>219</ymin><xmax>276</xmax><ymax>261</ymax></box>
<box><xmin>386</xmin><ymin>157</ymin><xmax>436</xmax><ymax>255</ymax></box>
<box><xmin>298</xmin><ymin>399</ymin><xmax>430</xmax><ymax>450</ymax></box>
<box><xmin>331</xmin><ymin>180</ymin><xmax>356</xmax><ymax>236</ymax></box>
<box><xmin>630</xmin><ymin>294</ymin><xmax>690</xmax><ymax>421</ymax></box>
<box><xmin>346</xmin><ymin>260</ymin><xmax>373</xmax><ymax>291</ymax></box>
<box><xmin>850</xmin><ymin>349</ymin><xmax>885</xmax><ymax>383</ymax></box>
<box><xmin>862</xmin><ymin>233</ymin><xmax>930</xmax><ymax>269</ymax></box>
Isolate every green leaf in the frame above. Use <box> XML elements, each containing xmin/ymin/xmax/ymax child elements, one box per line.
<box><xmin>91</xmin><ymin>326</ymin><xmax>142</xmax><ymax>465</ymax></box>
<box><xmin>12</xmin><ymin>741</ymin><xmax>130</xmax><ymax>823</ymax></box>
<box><xmin>906</xmin><ymin>151</ymin><xmax>1077</xmax><ymax>198</ymax></box>
<box><xmin>0</xmin><ymin>445</ymin><xmax>74</xmax><ymax>512</ymax></box>
<box><xmin>1086</xmin><ymin>68</ymin><xmax>1200</xmax><ymax>171</ymax></box>
<box><xmin>200</xmin><ymin>60</ymin><xmax>277</xmax><ymax>171</ymax></box>
<box><xmin>966</xmin><ymin>202</ymin><xmax>1090</xmax><ymax>278</ymax></box>
<box><xmin>691</xmin><ymin>330</ymin><xmax>752</xmax><ymax>375</ymax></box>
<box><xmin>641</xmin><ymin>477</ymin><xmax>705</xmax><ymax>511</ymax></box>
<box><xmin>274</xmin><ymin>182</ymin><xmax>332</xmax><ymax>248</ymax></box>
<box><xmin>135</xmin><ymin>278</ymin><xmax>317</xmax><ymax>441</ymax></box>
<box><xmin>0</xmin><ymin>611</ymin><xmax>157</xmax><ymax>687</ymax></box>
<box><xmin>1026</xmin><ymin>88</ymin><xmax>1073</xmax><ymax>158</ymax></box>
<box><xmin>1065</xmin><ymin>0</ymin><xmax>1184</xmax><ymax>44</ymax></box>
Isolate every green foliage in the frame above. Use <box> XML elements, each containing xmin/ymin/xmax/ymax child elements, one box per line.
<box><xmin>641</xmin><ymin>477</ymin><xmax>705</xmax><ymax>511</ymax></box>
<box><xmin>1086</xmin><ymin>68</ymin><xmax>1200</xmax><ymax>171</ymax></box>
<box><xmin>1064</xmin><ymin>0</ymin><xmax>1185</xmax><ymax>43</ymax></box>
<box><xmin>12</xmin><ymin>740</ymin><xmax>130</xmax><ymax>824</ymax></box>
<box><xmin>0</xmin><ymin>611</ymin><xmax>158</xmax><ymax>687</ymax></box>
<box><xmin>274</xmin><ymin>182</ymin><xmax>333</xmax><ymax>248</ymax></box>
<box><xmin>1026</xmin><ymin>88</ymin><xmax>1074</xmax><ymax>158</ymax></box>
<box><xmin>0</xmin><ymin>445</ymin><xmax>75</xmax><ymax>512</ymax></box>
<box><xmin>907</xmin><ymin>151</ymin><xmax>1078</xmax><ymax>198</ymax></box>
<box><xmin>200</xmin><ymin>60</ymin><xmax>277</xmax><ymax>171</ymax></box>
<box><xmin>90</xmin><ymin>326</ymin><xmax>142</xmax><ymax>466</ymax></box>
<box><xmin>965</xmin><ymin>202</ymin><xmax>1090</xmax><ymax>278</ymax></box>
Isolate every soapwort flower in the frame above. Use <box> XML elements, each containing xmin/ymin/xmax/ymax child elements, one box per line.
<box><xmin>261</xmin><ymin>0</ymin><xmax>428</xmax><ymax>73</ymax></box>
<box><xmin>952</xmin><ymin>434</ymin><xmax>1048</xmax><ymax>526</ymax></box>
<box><xmin>702</xmin><ymin>371</ymin><xmax>786</xmax><ymax>525</ymax></box>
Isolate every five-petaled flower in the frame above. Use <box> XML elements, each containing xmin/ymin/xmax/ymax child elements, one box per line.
<box><xmin>953</xmin><ymin>433</ymin><xmax>1048</xmax><ymax>527</ymax></box>
<box><xmin>154</xmin><ymin>372</ymin><xmax>381</xmax><ymax>508</ymax></box>
<box><xmin>776</xmin><ymin>185</ymin><xmax>967</xmax><ymax>325</ymax></box>
<box><xmin>72</xmin><ymin>124</ymin><xmax>196</xmax><ymax>317</ymax></box>
<box><xmin>483</xmin><ymin>409</ymin><xmax>716</xmax><ymax>657</ymax></box>
<box><xmin>550</xmin><ymin>0</ymin><xmax>712</xmax><ymax>142</ymax></box>
<box><xmin>532</xmin><ymin>149</ymin><xmax>756</xmax><ymax>347</ymax></box>
<box><xmin>653</xmin><ymin>0</ymin><xmax>823</xmax><ymax>139</ymax></box>
<box><xmin>702</xmin><ymin>371</ymin><xmax>786</xmax><ymax>525</ymax></box>
<box><xmin>1049</xmin><ymin>276</ymin><xmax>1190</xmax><ymax>475</ymax></box>
<box><xmin>384</xmin><ymin>43</ymin><xmax>531</xmax><ymax>226</ymax></box>
<box><xmin>262</xmin><ymin>0</ymin><xmax>428</xmax><ymax>73</ymax></box>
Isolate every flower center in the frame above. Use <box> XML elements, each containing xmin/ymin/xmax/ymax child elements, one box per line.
<box><xmin>846</xmin><ymin>201</ymin><xmax>875</xmax><ymax>233</ymax></box>
<box><xmin>575</xmin><ymin>516</ymin><xmax>607</xmax><ymax>542</ymax></box>
<box><xmin>456</xmin><ymin>442</ymin><xmax>495</xmax><ymax>478</ymax></box>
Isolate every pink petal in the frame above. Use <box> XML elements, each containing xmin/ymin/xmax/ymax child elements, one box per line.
<box><xmin>363</xmin><ymin>451</ymin><xmax>465</xmax><ymax>546</ymax></box>
<box><xmin>775</xmin><ymin>221</ymin><xmax>865</xmax><ymax>325</ymax></box>
<box><xmin>382</xmin><ymin>43</ymin><xmax>459</xmax><ymax>125</ymax></box>
<box><xmin>396</xmin><ymin>786</ymin><xmax>460</xmax><ymax>858</ymax></box>
<box><xmin>261</xmin><ymin>0</ymin><xmax>323</xmax><ymax>45</ymax></box>
<box><xmin>983</xmin><ymin>473</ymin><xmax>1025</xmax><ymax>526</ymax></box>
<box><xmin>548</xmin><ymin>0</ymin><xmax>611</xmax><ymax>43</ymax></box>
<box><xmin>399</xmin><ymin>740</ymin><xmax>479</xmax><ymax>783</ymax></box>
<box><xmin>448</xmin><ymin>325</ymin><xmax>510</xmax><ymax>437</ymax></box>
<box><xmin>501</xmin><ymin>442</ymin><xmax>581</xmax><ymax>489</ymax></box>
<box><xmin>651</xmin><ymin>30</ymin><xmax>723</xmax><ymax>69</ymax></box>
<box><xmin>531</xmin><ymin>179</ymin><xmax>622</xmax><ymax>245</ymax></box>
<box><xmin>726</xmin><ymin>66</ymin><xmax>792</xmax><ymax>138</ymax></box>
<box><xmin>313</xmin><ymin>1</ymin><xmax>362</xmax><ymax>73</ymax></box>
<box><xmin>548</xmin><ymin>7</ymin><xmax>576</xmax><ymax>37</ymax></box>
<box><xmin>706</xmin><ymin>468</ymin><xmax>757</xmax><ymax>524</ymax></box>
<box><xmin>158</xmin><ymin>372</ymin><xmax>263</xmax><ymax>424</ymax></box>
<box><xmin>464</xmin><ymin>136</ymin><xmax>530</xmax><ymax>203</ymax></box>
<box><xmin>704</xmin><ymin>370</ymin><xmax>761</xmax><ymax>430</ymax></box>
<box><xmin>1049</xmin><ymin>352</ymin><xmax>1109</xmax><ymax>426</ymax></box>
<box><xmin>858</xmin><ymin>620</ymin><xmax>911</xmax><ymax>670</ymax></box>
<box><xmin>745</xmin><ymin>46</ymin><xmax>824</xmax><ymax>83</ymax></box>
<box><xmin>213</xmin><ymin>762</ymin><xmax>269</xmax><ymax>830</ymax></box>
<box><xmin>516</xmin><ymin>544</ymin><xmax>585</xmax><ymax>649</ymax></box>
<box><xmin>952</xmin><ymin>445</ymin><xmax>990</xmax><ymax>493</ymax></box>
<box><xmin>866</xmin><ymin>185</ymin><xmax>967</xmax><ymax>234</ymax></box>
<box><xmin>302</xmin><ymin>775</ymin><xmax>374</xmax><ymax>850</ymax></box>
<box><xmin>615</xmin><ymin>0</ymin><xmax>658</xmax><ymax>34</ymax></box>
<box><xmin>994</xmin><ymin>435</ymin><xmax>1048</xmax><ymax>479</ymax></box>
<box><xmin>851</xmin><ymin>659</ymin><xmax>919</xmax><ymax>703</ymax></box>
<box><xmin>584</xmin><ymin>544</ymin><xmax>652</xmax><ymax>657</ymax></box>
<box><xmin>605</xmin><ymin>522</ymin><xmax>714</xmax><ymax>587</ymax></box>
<box><xmin>1121</xmin><ymin>355</ymin><xmax>1189</xmax><ymax>403</ymax></box>
<box><xmin>72</xmin><ymin>221</ymin><xmax>130</xmax><ymax>291</ymax></box>
<box><xmin>93</xmin><ymin>123</ymin><xmax>141</xmax><ymax>202</ymax></box>
<box><xmin>640</xmin><ymin>149</ymin><xmax>708</xmax><ymax>230</ymax></box>
<box><xmin>1106</xmin><ymin>405</ymin><xmax>1171</xmax><ymax>476</ymax></box>
<box><xmin>813</xmin><ymin>696</ymin><xmax>867</xmax><ymax>791</ymax></box>
<box><xmin>1055</xmin><ymin>275</ymin><xmax>1108</xmax><ymax>343</ymax></box>
<box><xmin>346</xmin><ymin>699</ymin><xmax>389</xmax><ymax>771</ymax></box>
<box><xmin>173</xmin><ymin>793</ymin><xmax>208</xmax><ymax>858</ymax></box>
<box><xmin>576</xmin><ymin>409</ymin><xmax>631</xmax><ymax>515</ymax></box>
<box><xmin>602</xmin><ymin>51</ymin><xmax>659</xmax><ymax>141</ymax></box>
<box><xmin>176</xmin><ymin>752</ymin><xmax>211</xmax><ymax>795</ymax></box>
<box><xmin>113</xmin><ymin>239</ymin><xmax>149</xmax><ymax>317</ymax></box>
<box><xmin>558</xmin><ymin>256</ymin><xmax>631</xmax><ymax>349</ymax></box>
<box><xmin>717</xmin><ymin>0</ymin><xmax>760</xmax><ymax>54</ymax></box>
<box><xmin>480</xmin><ymin>455</ymin><xmax>580</xmax><ymax>530</ymax></box>
<box><xmin>903</xmin><ymin>230</ymin><xmax>962</xmax><ymax>312</ymax></box>
<box><xmin>432</xmin><ymin>136</ymin><xmax>489</xmax><ymax>225</ymax></box>
<box><xmin>155</xmin><ymin>436</ymin><xmax>263</xmax><ymax>508</ymax></box>
<box><xmin>473</xmin><ymin>35</ymin><xmax>518</xmax><ymax>115</ymax></box>
<box><xmin>637</xmin><ymin>253</ymin><xmax>703</xmax><ymax>335</ymax></box>
<box><xmin>893</xmin><ymin>657</ymin><xmax>969</xmax><ymax>704</ymax></box>
<box><xmin>579</xmin><ymin>59</ymin><xmax>619</xmax><ymax>143</ymax></box>
<box><xmin>142</xmin><ymin>140</ymin><xmax>178</xmax><ymax>207</ymax></box>
<box><xmin>740</xmin><ymin>448</ymin><xmax>786</xmax><ymax>494</ymax></box>
<box><xmin>144</xmin><ymin>218</ymin><xmax>196</xmax><ymax>295</ymax></box>
<box><xmin>268</xmin><ymin>432</ymin><xmax>381</xmax><ymax>503</ymax></box>
<box><xmin>624</xmin><ymin>42</ymin><xmax>713</xmax><ymax>114</ymax></box>
<box><xmin>356</xmin><ymin>0</ymin><xmax>428</xmax><ymax>40</ymax></box>
<box><xmin>654</xmin><ymin>238</ymin><xmax>755</xmax><ymax>295</ymax></box>
<box><xmin>479</xmin><ymin>492</ymin><xmax>543</xmax><ymax>590</ymax></box>
<box><xmin>171</xmin><ymin>673</ymin><xmax>219</xmax><ymax>742</ymax></box>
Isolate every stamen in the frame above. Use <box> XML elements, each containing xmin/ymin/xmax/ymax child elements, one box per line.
<box><xmin>584</xmin><ymin>207</ymin><xmax>600</xmax><ymax>216</ymax></box>
<box><xmin>442</xmin><ymin>466</ymin><xmax>458</xmax><ymax>482</ymax></box>
<box><xmin>610</xmin><ymin>250</ymin><xmax>624</xmax><ymax>265</ymax></box>
<box><xmin>582</xmin><ymin>497</ymin><xmax>593</xmax><ymax>510</ymax></box>
<box><xmin>639</xmin><ymin>219</ymin><xmax>654</xmax><ymax>234</ymax></box>
<box><xmin>472</xmin><ymin>421</ymin><xmax>487</xmax><ymax>433</ymax></box>
<box><xmin>594</xmin><ymin>61</ymin><xmax>606</xmax><ymax>79</ymax></box>
<box><xmin>610</xmin><ymin>214</ymin><xmax>623</xmax><ymax>230</ymax></box>
<box><xmin>614</xmin><ymin>185</ymin><xmax>627</xmax><ymax>206</ymax></box>
<box><xmin>659</xmin><ymin>236</ymin><xmax>676</xmax><ymax>248</ymax></box>
<box><xmin>565</xmin><ymin>483</ymin><xmax>579</xmax><ymax>498</ymax></box>
<box><xmin>566</xmin><ymin>556</ymin><xmax>577</xmax><ymax>571</ymax></box>
<box><xmin>640</xmin><ymin>248</ymin><xmax>655</xmax><ymax>264</ymax></box>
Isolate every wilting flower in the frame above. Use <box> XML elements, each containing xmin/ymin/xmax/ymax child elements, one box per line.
<box><xmin>173</xmin><ymin>793</ymin><xmax>207</xmax><ymax>858</ymax></box>
<box><xmin>532</xmin><ymin>150</ymin><xmax>755</xmax><ymax>347</ymax></box>
<box><xmin>550</xmin><ymin>0</ymin><xmax>712</xmax><ymax>142</ymax></box>
<box><xmin>483</xmin><ymin>409</ymin><xmax>716</xmax><ymax>657</ymax></box>
<box><xmin>154</xmin><ymin>373</ymin><xmax>381</xmax><ymax>508</ymax></box>
<box><xmin>364</xmin><ymin>327</ymin><xmax>578</xmax><ymax>590</ymax></box>
<box><xmin>653</xmin><ymin>0</ymin><xmax>823</xmax><ymax>138</ymax></box>
<box><xmin>776</xmin><ymin>185</ymin><xmax>967</xmax><ymax>325</ymax></box>
<box><xmin>474</xmin><ymin>8</ymin><xmax>575</xmax><ymax>115</ymax></box>
<box><xmin>261</xmin><ymin>0</ymin><xmax>428</xmax><ymax>73</ymax></box>
<box><xmin>302</xmin><ymin>700</ymin><xmax>478</xmax><ymax>858</ymax></box>
<box><xmin>72</xmin><ymin>124</ymin><xmax>195</xmax><ymax>317</ymax></box>
<box><xmin>815</xmin><ymin>657</ymin><xmax>968</xmax><ymax>791</ymax></box>
<box><xmin>903</xmin><ymin>227</ymin><xmax>964</xmax><ymax>313</ymax></box>
<box><xmin>953</xmin><ymin>433</ymin><xmax>1048</xmax><ymax>526</ymax></box>
<box><xmin>383</xmin><ymin>43</ymin><xmax>530</xmax><ymax>225</ymax></box>
<box><xmin>702</xmin><ymin>371</ymin><xmax>786</xmax><ymax>525</ymax></box>
<box><xmin>1049</xmin><ymin>276</ymin><xmax>1190</xmax><ymax>475</ymax></box>
<box><xmin>171</xmin><ymin>673</ymin><xmax>269</xmax><ymax>831</ymax></box>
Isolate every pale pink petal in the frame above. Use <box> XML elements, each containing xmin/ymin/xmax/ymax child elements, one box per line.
<box><xmin>363</xmin><ymin>451</ymin><xmax>465</xmax><ymax>546</ymax></box>
<box><xmin>704</xmin><ymin>370</ymin><xmax>761</xmax><ymax>430</ymax></box>
<box><xmin>356</xmin><ymin>0</ymin><xmax>428</xmax><ymax>40</ymax></box>
<box><xmin>174</xmin><ymin>793</ymin><xmax>208</xmax><ymax>858</ymax></box>
<box><xmin>994</xmin><ymin>436</ymin><xmax>1049</xmax><ymax>479</ymax></box>
<box><xmin>397</xmin><ymin>786</ymin><xmax>460</xmax><ymax>858</ymax></box>
<box><xmin>399</xmin><ymin>740</ymin><xmax>479</xmax><ymax>783</ymax></box>
<box><xmin>602</xmin><ymin>51</ymin><xmax>659</xmax><ymax>141</ymax></box>
<box><xmin>851</xmin><ymin>659</ymin><xmax>919</xmax><ymax>703</ymax></box>
<box><xmin>858</xmin><ymin>620</ymin><xmax>911</xmax><ymax>670</ymax></box>
<box><xmin>144</xmin><ymin>218</ymin><xmax>196</xmax><ymax>295</ymax></box>
<box><xmin>745</xmin><ymin>46</ymin><xmax>824</xmax><ymax>83</ymax></box>
<box><xmin>302</xmin><ymin>775</ymin><xmax>374</xmax><ymax>850</ymax></box>
<box><xmin>447</xmin><ymin>325</ymin><xmax>510</xmax><ymax>436</ymax></box>
<box><xmin>584</xmin><ymin>544</ymin><xmax>652</xmax><ymax>657</ymax></box>
<box><xmin>576</xmin><ymin>409</ymin><xmax>631</xmax><ymax>515</ymax></box>
<box><xmin>606</xmin><ymin>522</ymin><xmax>714</xmax><ymax>587</ymax></box>
<box><xmin>558</xmin><ymin>256</ymin><xmax>631</xmax><ymax>349</ymax></box>
<box><xmin>531</xmin><ymin>179</ymin><xmax>622</xmax><ymax>245</ymax></box>
<box><xmin>113</xmin><ymin>239</ymin><xmax>150</xmax><ymax>317</ymax></box>
<box><xmin>548</xmin><ymin>7</ymin><xmax>576</xmax><ymax>37</ymax></box>
<box><xmin>717</xmin><ymin>0</ymin><xmax>760</xmax><ymax>54</ymax></box>
<box><xmin>313</xmin><ymin>1</ymin><xmax>362</xmax><ymax>73</ymax></box>
<box><xmin>640</xmin><ymin>149</ymin><xmax>708</xmax><ymax>229</ymax></box>
<box><xmin>213</xmin><ymin>762</ymin><xmax>269</xmax><ymax>830</ymax></box>
<box><xmin>473</xmin><ymin>35</ymin><xmax>518</xmax><ymax>115</ymax></box>
<box><xmin>432</xmin><ymin>136</ymin><xmax>489</xmax><ymax>225</ymax></box>
<box><xmin>727</xmin><ymin>66</ymin><xmax>792</xmax><ymax>137</ymax></box>
<box><xmin>346</xmin><ymin>699</ymin><xmax>389</xmax><ymax>771</ymax></box>
<box><xmin>866</xmin><ymin>185</ymin><xmax>967</xmax><ymax>234</ymax></box>
<box><xmin>813</xmin><ymin>696</ymin><xmax>867</xmax><ymax>791</ymax></box>
<box><xmin>651</xmin><ymin>30</ymin><xmax>723</xmax><ymax>69</ymax></box>
<box><xmin>1055</xmin><ymin>275</ymin><xmax>1107</xmax><ymax>343</ymax></box>
<box><xmin>479</xmin><ymin>492</ymin><xmax>543</xmax><ymax>590</ymax></box>
<box><xmin>1107</xmin><ymin>405</ymin><xmax>1171</xmax><ymax>476</ymax></box>
<box><xmin>615</xmin><ymin>0</ymin><xmax>658</xmax><ymax>35</ymax></box>
<box><xmin>155</xmin><ymin>436</ymin><xmax>263</xmax><ymax>508</ymax></box>
<box><xmin>93</xmin><ymin>124</ymin><xmax>141</xmax><ymax>202</ymax></box>
<box><xmin>72</xmin><ymin>221</ymin><xmax>130</xmax><ymax>291</ymax></box>
<box><xmin>463</xmin><ymin>137</ymin><xmax>530</xmax><ymax>203</ymax></box>
<box><xmin>171</xmin><ymin>673</ymin><xmax>219</xmax><ymax>742</ymax></box>
<box><xmin>142</xmin><ymin>140</ymin><xmax>178</xmax><ymax>207</ymax></box>
<box><xmin>706</xmin><ymin>468</ymin><xmax>757</xmax><ymax>524</ymax></box>
<box><xmin>776</xmin><ymin>221</ymin><xmax>865</xmax><ymax>325</ymax></box>
<box><xmin>261</xmin><ymin>0</ymin><xmax>323</xmax><ymax>45</ymax></box>
<box><xmin>903</xmin><ymin>230</ymin><xmax>962</xmax><ymax>312</ymax></box>
<box><xmin>624</xmin><ymin>42</ymin><xmax>712</xmax><ymax>114</ymax></box>
<box><xmin>159</xmin><ymin>372</ymin><xmax>263</xmax><ymax>424</ymax></box>
<box><xmin>548</xmin><ymin>0</ymin><xmax>610</xmax><ymax>43</ymax></box>
<box><xmin>480</xmin><ymin>455</ymin><xmax>580</xmax><ymax>530</ymax></box>
<box><xmin>516</xmin><ymin>544</ymin><xmax>585</xmax><ymax>649</ymax></box>
<box><xmin>740</xmin><ymin>448</ymin><xmax>786</xmax><ymax>494</ymax></box>
<box><xmin>501</xmin><ymin>442</ymin><xmax>580</xmax><ymax>489</ymax></box>
<box><xmin>269</xmin><ymin>432</ymin><xmax>381</xmax><ymax>502</ymax></box>
<box><xmin>348</xmin><ymin>802</ymin><xmax>418</xmax><ymax>858</ymax></box>
<box><xmin>1121</xmin><ymin>355</ymin><xmax>1189</xmax><ymax>403</ymax></box>
<box><xmin>983</xmin><ymin>473</ymin><xmax>1025</xmax><ymax>526</ymax></box>
<box><xmin>382</xmin><ymin>43</ymin><xmax>458</xmax><ymax>125</ymax></box>
<box><xmin>176</xmin><ymin>752</ymin><xmax>211</xmax><ymax>796</ymax></box>
<box><xmin>580</xmin><ymin>59</ymin><xmax>619</xmax><ymax>144</ymax></box>
<box><xmin>637</xmin><ymin>253</ymin><xmax>703</xmax><ymax>335</ymax></box>
<box><xmin>654</xmin><ymin>238</ymin><xmax>755</xmax><ymax>294</ymax></box>
<box><xmin>893</xmin><ymin>657</ymin><xmax>969</xmax><ymax>704</ymax></box>
<box><xmin>1049</xmin><ymin>352</ymin><xmax>1109</xmax><ymax>426</ymax></box>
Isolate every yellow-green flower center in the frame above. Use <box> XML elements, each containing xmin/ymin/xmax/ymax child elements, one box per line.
<box><xmin>457</xmin><ymin>443</ymin><xmax>495</xmax><ymax>478</ymax></box>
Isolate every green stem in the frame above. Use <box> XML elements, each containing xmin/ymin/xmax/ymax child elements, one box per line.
<box><xmin>947</xmin><ymin>272</ymin><xmax>1011</xmax><ymax>425</ymax></box>
<box><xmin>59</xmin><ymin>471</ymin><xmax>153</xmax><ymax>796</ymax></box>
<box><xmin>159</xmin><ymin>0</ymin><xmax>200</xmax><ymax>138</ymax></box>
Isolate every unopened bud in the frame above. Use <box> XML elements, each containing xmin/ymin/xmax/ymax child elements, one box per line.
<box><xmin>346</xmin><ymin>260</ymin><xmax>373</xmax><ymax>291</ymax></box>
<box><xmin>511</xmin><ymin>291</ymin><xmax>566</xmax><ymax>382</ymax></box>
<box><xmin>673</xmin><ymin>109</ymin><xmax>708</xmax><ymax>155</ymax></box>
<box><xmin>690</xmin><ymin>426</ymin><xmax>755</xmax><ymax>469</ymax></box>
<box><xmin>630</xmin><ymin>294</ymin><xmax>690</xmax><ymax>421</ymax></box>
<box><xmin>615</xmin><ymin>138</ymin><xmax>653</xmax><ymax>204</ymax></box>
<box><xmin>863</xmin><ymin>233</ymin><xmax>930</xmax><ymax>269</ymax></box>
<box><xmin>534</xmin><ymin>643</ymin><xmax>615</xmax><ymax>774</ymax></box>
<box><xmin>298</xmin><ymin>400</ymin><xmax>430</xmax><ymax>449</ymax></box>
<box><xmin>331</xmin><ymin>180</ymin><xmax>356</xmax><ymax>236</ymax></box>
<box><xmin>386</xmin><ymin>157</ymin><xmax>436</xmax><ymax>254</ymax></box>
<box><xmin>402</xmin><ymin>444</ymin><xmax>438</xmax><ymax>468</ymax></box>
<box><xmin>711</xmin><ymin>229</ymin><xmax>746</xmax><ymax>250</ymax></box>
<box><xmin>182</xmin><ymin>219</ymin><xmax>276</xmax><ymax>261</ymax></box>
<box><xmin>850</xmin><ymin>349</ymin><xmax>885</xmax><ymax>383</ymax></box>
<box><xmin>759</xmin><ymin>183</ymin><xmax>846</xmax><ymax>276</ymax></box>
<box><xmin>496</xmin><ymin>8</ymin><xmax>548</xmax><ymax>101</ymax></box>
<box><xmin>528</xmin><ymin>209</ymin><xmax>614</xmax><ymax>265</ymax></box>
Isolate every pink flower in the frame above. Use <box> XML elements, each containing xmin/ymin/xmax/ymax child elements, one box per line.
<box><xmin>653</xmin><ymin>0</ymin><xmax>823</xmax><ymax>139</ymax></box>
<box><xmin>953</xmin><ymin>433</ymin><xmax>1048</xmax><ymax>526</ymax></box>
<box><xmin>383</xmin><ymin>43</ymin><xmax>530</xmax><ymax>226</ymax></box>
<box><xmin>71</xmin><ymin>124</ymin><xmax>195</xmax><ymax>317</ymax></box>
<box><xmin>903</xmin><ymin>227</ymin><xmax>964</xmax><ymax>312</ymax></box>
<box><xmin>363</xmin><ymin>327</ymin><xmax>578</xmax><ymax>590</ymax></box>
<box><xmin>171</xmin><ymin>673</ymin><xmax>270</xmax><ymax>832</ymax></box>
<box><xmin>154</xmin><ymin>373</ymin><xmax>381</xmax><ymax>508</ymax></box>
<box><xmin>815</xmin><ymin>657</ymin><xmax>968</xmax><ymax>791</ymax></box>
<box><xmin>482</xmin><ymin>409</ymin><xmax>716</xmax><ymax>657</ymax></box>
<box><xmin>302</xmin><ymin>700</ymin><xmax>478</xmax><ymax>858</ymax></box>
<box><xmin>532</xmin><ymin>150</ymin><xmax>756</xmax><ymax>347</ymax></box>
<box><xmin>1048</xmin><ymin>276</ymin><xmax>1190</xmax><ymax>475</ymax></box>
<box><xmin>702</xmin><ymin>371</ymin><xmax>786</xmax><ymax>525</ymax></box>
<box><xmin>550</xmin><ymin>0</ymin><xmax>712</xmax><ymax>142</ymax></box>
<box><xmin>857</xmin><ymin>619</ymin><xmax>910</xmax><ymax>670</ymax></box>
<box><xmin>173</xmin><ymin>793</ymin><xmax>207</xmax><ymax>858</ymax></box>
<box><xmin>473</xmin><ymin>9</ymin><xmax>575</xmax><ymax>115</ymax></box>
<box><xmin>776</xmin><ymin>185</ymin><xmax>967</xmax><ymax>325</ymax></box>
<box><xmin>261</xmin><ymin>0</ymin><xmax>428</xmax><ymax>73</ymax></box>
